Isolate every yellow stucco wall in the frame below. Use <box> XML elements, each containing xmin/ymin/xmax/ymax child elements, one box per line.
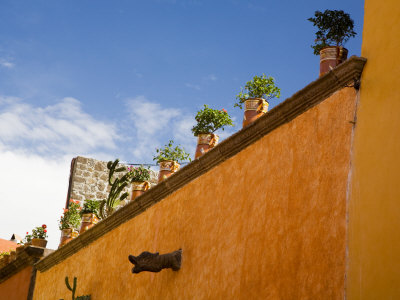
<box><xmin>33</xmin><ymin>88</ymin><xmax>357</xmax><ymax>300</ymax></box>
<box><xmin>346</xmin><ymin>1</ymin><xmax>400</xmax><ymax>299</ymax></box>
<box><xmin>0</xmin><ymin>266</ymin><xmax>32</xmax><ymax>299</ymax></box>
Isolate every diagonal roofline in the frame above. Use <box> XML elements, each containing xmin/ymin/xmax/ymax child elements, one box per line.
<box><xmin>36</xmin><ymin>56</ymin><xmax>367</xmax><ymax>272</ymax></box>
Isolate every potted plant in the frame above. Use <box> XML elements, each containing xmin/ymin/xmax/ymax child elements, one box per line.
<box><xmin>1</xmin><ymin>251</ymin><xmax>10</xmax><ymax>265</ymax></box>
<box><xmin>79</xmin><ymin>199</ymin><xmax>100</xmax><ymax>234</ymax></box>
<box><xmin>153</xmin><ymin>140</ymin><xmax>190</xmax><ymax>183</ymax></box>
<box><xmin>59</xmin><ymin>200</ymin><xmax>81</xmax><ymax>248</ymax></box>
<box><xmin>10</xmin><ymin>250</ymin><xmax>16</xmax><ymax>262</ymax></box>
<box><xmin>308</xmin><ymin>9</ymin><xmax>357</xmax><ymax>76</ymax></box>
<box><xmin>0</xmin><ymin>253</ymin><xmax>5</xmax><ymax>268</ymax></box>
<box><xmin>128</xmin><ymin>165</ymin><xmax>151</xmax><ymax>201</ymax></box>
<box><xmin>235</xmin><ymin>74</ymin><xmax>281</xmax><ymax>127</ymax></box>
<box><xmin>99</xmin><ymin>159</ymin><xmax>131</xmax><ymax>219</ymax></box>
<box><xmin>191</xmin><ymin>105</ymin><xmax>233</xmax><ymax>159</ymax></box>
<box><xmin>31</xmin><ymin>224</ymin><xmax>48</xmax><ymax>248</ymax></box>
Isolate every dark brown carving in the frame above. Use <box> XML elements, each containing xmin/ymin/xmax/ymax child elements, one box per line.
<box><xmin>128</xmin><ymin>249</ymin><xmax>182</xmax><ymax>274</ymax></box>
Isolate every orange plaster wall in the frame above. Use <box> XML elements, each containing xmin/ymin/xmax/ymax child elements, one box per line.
<box><xmin>33</xmin><ymin>88</ymin><xmax>357</xmax><ymax>300</ymax></box>
<box><xmin>346</xmin><ymin>1</ymin><xmax>400</xmax><ymax>299</ymax></box>
<box><xmin>0</xmin><ymin>266</ymin><xmax>32</xmax><ymax>299</ymax></box>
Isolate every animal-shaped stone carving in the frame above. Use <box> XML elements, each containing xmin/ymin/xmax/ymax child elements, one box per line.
<box><xmin>128</xmin><ymin>249</ymin><xmax>182</xmax><ymax>274</ymax></box>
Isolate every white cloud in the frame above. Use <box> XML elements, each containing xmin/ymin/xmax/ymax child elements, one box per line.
<box><xmin>204</xmin><ymin>74</ymin><xmax>217</xmax><ymax>81</ymax></box>
<box><xmin>185</xmin><ymin>83</ymin><xmax>201</xmax><ymax>90</ymax></box>
<box><xmin>0</xmin><ymin>97</ymin><xmax>119</xmax><ymax>156</ymax></box>
<box><xmin>0</xmin><ymin>151</ymin><xmax>71</xmax><ymax>249</ymax></box>
<box><xmin>125</xmin><ymin>96</ymin><xmax>196</xmax><ymax>162</ymax></box>
<box><xmin>0</xmin><ymin>96</ymin><xmax>124</xmax><ymax>248</ymax></box>
<box><xmin>0</xmin><ymin>59</ymin><xmax>14</xmax><ymax>69</ymax></box>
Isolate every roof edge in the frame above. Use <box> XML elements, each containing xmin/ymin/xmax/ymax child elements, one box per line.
<box><xmin>36</xmin><ymin>56</ymin><xmax>367</xmax><ymax>272</ymax></box>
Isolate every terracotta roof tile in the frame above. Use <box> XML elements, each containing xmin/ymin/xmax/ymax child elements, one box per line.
<box><xmin>0</xmin><ymin>238</ymin><xmax>18</xmax><ymax>252</ymax></box>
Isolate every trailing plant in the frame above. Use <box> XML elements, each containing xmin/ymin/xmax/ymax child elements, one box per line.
<box><xmin>99</xmin><ymin>159</ymin><xmax>130</xmax><ymax>219</ymax></box>
<box><xmin>80</xmin><ymin>199</ymin><xmax>100</xmax><ymax>217</ymax></box>
<box><xmin>235</xmin><ymin>74</ymin><xmax>281</xmax><ymax>109</ymax></box>
<box><xmin>22</xmin><ymin>232</ymin><xmax>32</xmax><ymax>244</ymax></box>
<box><xmin>65</xmin><ymin>276</ymin><xmax>91</xmax><ymax>300</ymax></box>
<box><xmin>59</xmin><ymin>201</ymin><xmax>82</xmax><ymax>230</ymax></box>
<box><xmin>153</xmin><ymin>140</ymin><xmax>190</xmax><ymax>163</ymax></box>
<box><xmin>308</xmin><ymin>9</ymin><xmax>357</xmax><ymax>55</ymax></box>
<box><xmin>128</xmin><ymin>165</ymin><xmax>151</xmax><ymax>182</ymax></box>
<box><xmin>32</xmin><ymin>224</ymin><xmax>48</xmax><ymax>240</ymax></box>
<box><xmin>191</xmin><ymin>105</ymin><xmax>233</xmax><ymax>136</ymax></box>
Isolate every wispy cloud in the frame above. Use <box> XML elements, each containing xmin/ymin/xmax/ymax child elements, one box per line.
<box><xmin>0</xmin><ymin>59</ymin><xmax>14</xmax><ymax>69</ymax></box>
<box><xmin>0</xmin><ymin>96</ymin><xmax>119</xmax><ymax>157</ymax></box>
<box><xmin>204</xmin><ymin>74</ymin><xmax>217</xmax><ymax>81</ymax></box>
<box><xmin>125</xmin><ymin>96</ymin><xmax>196</xmax><ymax>162</ymax></box>
<box><xmin>185</xmin><ymin>83</ymin><xmax>201</xmax><ymax>90</ymax></box>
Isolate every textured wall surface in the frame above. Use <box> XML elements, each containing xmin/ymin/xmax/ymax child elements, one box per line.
<box><xmin>70</xmin><ymin>156</ymin><xmax>158</xmax><ymax>203</ymax></box>
<box><xmin>33</xmin><ymin>88</ymin><xmax>357</xmax><ymax>300</ymax></box>
<box><xmin>0</xmin><ymin>266</ymin><xmax>32</xmax><ymax>299</ymax></box>
<box><xmin>347</xmin><ymin>0</ymin><xmax>400</xmax><ymax>298</ymax></box>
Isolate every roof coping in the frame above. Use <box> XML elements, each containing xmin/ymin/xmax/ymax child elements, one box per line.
<box><xmin>36</xmin><ymin>56</ymin><xmax>367</xmax><ymax>272</ymax></box>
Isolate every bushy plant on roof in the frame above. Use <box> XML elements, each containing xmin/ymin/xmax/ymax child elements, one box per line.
<box><xmin>191</xmin><ymin>105</ymin><xmax>233</xmax><ymax>136</ymax></box>
<box><xmin>308</xmin><ymin>9</ymin><xmax>357</xmax><ymax>55</ymax></box>
<box><xmin>235</xmin><ymin>74</ymin><xmax>281</xmax><ymax>109</ymax></box>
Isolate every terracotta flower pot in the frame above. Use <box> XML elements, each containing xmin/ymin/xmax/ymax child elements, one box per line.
<box><xmin>131</xmin><ymin>181</ymin><xmax>150</xmax><ymax>201</ymax></box>
<box><xmin>59</xmin><ymin>228</ymin><xmax>78</xmax><ymax>248</ymax></box>
<box><xmin>79</xmin><ymin>213</ymin><xmax>99</xmax><ymax>234</ymax></box>
<box><xmin>194</xmin><ymin>133</ymin><xmax>219</xmax><ymax>159</ymax></box>
<box><xmin>16</xmin><ymin>245</ymin><xmax>25</xmax><ymax>256</ymax></box>
<box><xmin>2</xmin><ymin>254</ymin><xmax>10</xmax><ymax>265</ymax></box>
<box><xmin>319</xmin><ymin>46</ymin><xmax>348</xmax><ymax>76</ymax></box>
<box><xmin>158</xmin><ymin>160</ymin><xmax>180</xmax><ymax>183</ymax></box>
<box><xmin>32</xmin><ymin>238</ymin><xmax>47</xmax><ymax>248</ymax></box>
<box><xmin>10</xmin><ymin>251</ymin><xmax>16</xmax><ymax>261</ymax></box>
<box><xmin>242</xmin><ymin>98</ymin><xmax>269</xmax><ymax>127</ymax></box>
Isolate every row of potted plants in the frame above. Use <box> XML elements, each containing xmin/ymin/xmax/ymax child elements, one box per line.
<box><xmin>59</xmin><ymin>199</ymin><xmax>100</xmax><ymax>248</ymax></box>
<box><xmin>56</xmin><ymin>9</ymin><xmax>358</xmax><ymax>247</ymax></box>
<box><xmin>0</xmin><ymin>224</ymin><xmax>49</xmax><ymax>269</ymax></box>
<box><xmin>0</xmin><ymin>250</ymin><xmax>16</xmax><ymax>268</ymax></box>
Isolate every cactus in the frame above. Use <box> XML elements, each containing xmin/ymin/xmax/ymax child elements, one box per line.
<box><xmin>65</xmin><ymin>276</ymin><xmax>77</xmax><ymax>300</ymax></box>
<box><xmin>99</xmin><ymin>159</ymin><xmax>130</xmax><ymax>219</ymax></box>
<box><xmin>64</xmin><ymin>276</ymin><xmax>91</xmax><ymax>300</ymax></box>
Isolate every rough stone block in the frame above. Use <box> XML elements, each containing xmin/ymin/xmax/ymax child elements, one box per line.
<box><xmin>74</xmin><ymin>177</ymin><xmax>85</xmax><ymax>183</ymax></box>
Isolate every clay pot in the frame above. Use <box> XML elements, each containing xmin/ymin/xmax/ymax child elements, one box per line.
<box><xmin>319</xmin><ymin>46</ymin><xmax>348</xmax><ymax>76</ymax></box>
<box><xmin>194</xmin><ymin>133</ymin><xmax>219</xmax><ymax>159</ymax></box>
<box><xmin>32</xmin><ymin>238</ymin><xmax>47</xmax><ymax>248</ymax></box>
<box><xmin>242</xmin><ymin>98</ymin><xmax>269</xmax><ymax>127</ymax></box>
<box><xmin>10</xmin><ymin>251</ymin><xmax>16</xmax><ymax>261</ymax></box>
<box><xmin>131</xmin><ymin>181</ymin><xmax>150</xmax><ymax>201</ymax></box>
<box><xmin>158</xmin><ymin>160</ymin><xmax>180</xmax><ymax>183</ymax></box>
<box><xmin>79</xmin><ymin>213</ymin><xmax>99</xmax><ymax>234</ymax></box>
<box><xmin>2</xmin><ymin>254</ymin><xmax>10</xmax><ymax>265</ymax></box>
<box><xmin>16</xmin><ymin>245</ymin><xmax>25</xmax><ymax>256</ymax></box>
<box><xmin>59</xmin><ymin>228</ymin><xmax>77</xmax><ymax>248</ymax></box>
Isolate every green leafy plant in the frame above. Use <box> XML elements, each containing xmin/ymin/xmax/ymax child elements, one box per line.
<box><xmin>99</xmin><ymin>159</ymin><xmax>130</xmax><ymax>219</ymax></box>
<box><xmin>153</xmin><ymin>140</ymin><xmax>190</xmax><ymax>163</ymax></box>
<box><xmin>23</xmin><ymin>232</ymin><xmax>32</xmax><ymax>244</ymax></box>
<box><xmin>32</xmin><ymin>224</ymin><xmax>48</xmax><ymax>239</ymax></box>
<box><xmin>65</xmin><ymin>276</ymin><xmax>91</xmax><ymax>300</ymax></box>
<box><xmin>80</xmin><ymin>199</ymin><xmax>100</xmax><ymax>217</ymax></box>
<box><xmin>127</xmin><ymin>165</ymin><xmax>151</xmax><ymax>182</ymax></box>
<box><xmin>235</xmin><ymin>74</ymin><xmax>281</xmax><ymax>109</ymax></box>
<box><xmin>191</xmin><ymin>105</ymin><xmax>234</xmax><ymax>136</ymax></box>
<box><xmin>308</xmin><ymin>9</ymin><xmax>357</xmax><ymax>55</ymax></box>
<box><xmin>59</xmin><ymin>200</ymin><xmax>82</xmax><ymax>230</ymax></box>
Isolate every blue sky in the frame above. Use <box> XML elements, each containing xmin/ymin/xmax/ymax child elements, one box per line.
<box><xmin>0</xmin><ymin>0</ymin><xmax>364</xmax><ymax>247</ymax></box>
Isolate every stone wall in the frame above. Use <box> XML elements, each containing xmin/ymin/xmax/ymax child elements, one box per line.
<box><xmin>68</xmin><ymin>156</ymin><xmax>158</xmax><ymax>205</ymax></box>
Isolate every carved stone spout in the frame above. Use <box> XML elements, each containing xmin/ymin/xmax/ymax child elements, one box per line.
<box><xmin>128</xmin><ymin>249</ymin><xmax>182</xmax><ymax>274</ymax></box>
